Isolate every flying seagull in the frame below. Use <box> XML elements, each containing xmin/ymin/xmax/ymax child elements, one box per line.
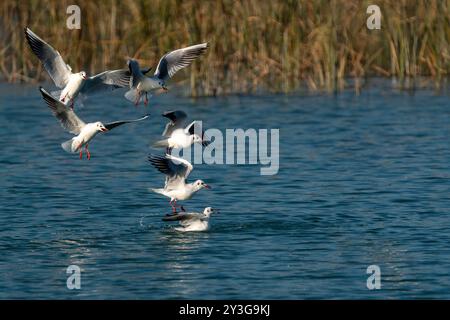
<box><xmin>39</xmin><ymin>87</ymin><xmax>149</xmax><ymax>159</ymax></box>
<box><xmin>153</xmin><ymin>110</ymin><xmax>210</xmax><ymax>154</ymax></box>
<box><xmin>125</xmin><ymin>43</ymin><xmax>208</xmax><ymax>105</ymax></box>
<box><xmin>25</xmin><ymin>27</ymin><xmax>131</xmax><ymax>108</ymax></box>
<box><xmin>148</xmin><ymin>154</ymin><xmax>211</xmax><ymax>213</ymax></box>
<box><xmin>162</xmin><ymin>207</ymin><xmax>218</xmax><ymax>232</ymax></box>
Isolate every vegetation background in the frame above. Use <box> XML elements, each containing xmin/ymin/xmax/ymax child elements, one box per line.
<box><xmin>1</xmin><ymin>0</ymin><xmax>449</xmax><ymax>95</ymax></box>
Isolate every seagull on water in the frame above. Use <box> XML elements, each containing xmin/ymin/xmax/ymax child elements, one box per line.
<box><xmin>148</xmin><ymin>154</ymin><xmax>211</xmax><ymax>213</ymax></box>
<box><xmin>25</xmin><ymin>27</ymin><xmax>131</xmax><ymax>108</ymax></box>
<box><xmin>153</xmin><ymin>110</ymin><xmax>210</xmax><ymax>154</ymax></box>
<box><xmin>125</xmin><ymin>43</ymin><xmax>208</xmax><ymax>105</ymax></box>
<box><xmin>162</xmin><ymin>207</ymin><xmax>218</xmax><ymax>232</ymax></box>
<box><xmin>39</xmin><ymin>87</ymin><xmax>149</xmax><ymax>159</ymax></box>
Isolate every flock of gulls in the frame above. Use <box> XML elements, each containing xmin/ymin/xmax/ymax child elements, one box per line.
<box><xmin>25</xmin><ymin>27</ymin><xmax>217</xmax><ymax>232</ymax></box>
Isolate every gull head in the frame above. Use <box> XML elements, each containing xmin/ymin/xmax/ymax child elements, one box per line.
<box><xmin>203</xmin><ymin>207</ymin><xmax>218</xmax><ymax>218</ymax></box>
<box><xmin>192</xmin><ymin>134</ymin><xmax>203</xmax><ymax>144</ymax></box>
<box><xmin>158</xmin><ymin>80</ymin><xmax>168</xmax><ymax>91</ymax></box>
<box><xmin>194</xmin><ymin>179</ymin><xmax>211</xmax><ymax>191</ymax></box>
<box><xmin>95</xmin><ymin>122</ymin><xmax>108</xmax><ymax>132</ymax></box>
<box><xmin>79</xmin><ymin>71</ymin><xmax>88</xmax><ymax>80</ymax></box>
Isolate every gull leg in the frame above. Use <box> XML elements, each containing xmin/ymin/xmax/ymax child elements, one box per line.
<box><xmin>77</xmin><ymin>143</ymin><xmax>83</xmax><ymax>159</ymax></box>
<box><xmin>134</xmin><ymin>91</ymin><xmax>141</xmax><ymax>106</ymax></box>
<box><xmin>173</xmin><ymin>200</ymin><xmax>183</xmax><ymax>210</ymax></box>
<box><xmin>170</xmin><ymin>200</ymin><xmax>177</xmax><ymax>213</ymax></box>
<box><xmin>180</xmin><ymin>206</ymin><xmax>186</xmax><ymax>212</ymax></box>
<box><xmin>144</xmin><ymin>92</ymin><xmax>149</xmax><ymax>106</ymax></box>
<box><xmin>85</xmin><ymin>144</ymin><xmax>91</xmax><ymax>160</ymax></box>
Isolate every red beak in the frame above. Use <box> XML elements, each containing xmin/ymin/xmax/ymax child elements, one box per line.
<box><xmin>204</xmin><ymin>184</ymin><xmax>211</xmax><ymax>189</ymax></box>
<box><xmin>101</xmin><ymin>128</ymin><xmax>108</xmax><ymax>132</ymax></box>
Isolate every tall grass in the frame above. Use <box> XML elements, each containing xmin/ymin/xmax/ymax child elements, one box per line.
<box><xmin>0</xmin><ymin>0</ymin><xmax>449</xmax><ymax>95</ymax></box>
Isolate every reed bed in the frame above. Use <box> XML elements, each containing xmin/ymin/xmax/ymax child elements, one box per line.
<box><xmin>1</xmin><ymin>0</ymin><xmax>449</xmax><ymax>95</ymax></box>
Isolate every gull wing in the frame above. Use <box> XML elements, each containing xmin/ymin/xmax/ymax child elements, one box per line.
<box><xmin>185</xmin><ymin>121</ymin><xmax>210</xmax><ymax>146</ymax></box>
<box><xmin>162</xmin><ymin>110</ymin><xmax>187</xmax><ymax>137</ymax></box>
<box><xmin>154</xmin><ymin>43</ymin><xmax>208</xmax><ymax>81</ymax></box>
<box><xmin>162</xmin><ymin>212</ymin><xmax>201</xmax><ymax>222</ymax></box>
<box><xmin>127</xmin><ymin>59</ymin><xmax>145</xmax><ymax>89</ymax></box>
<box><xmin>148</xmin><ymin>154</ymin><xmax>193</xmax><ymax>189</ymax></box>
<box><xmin>25</xmin><ymin>27</ymin><xmax>72</xmax><ymax>88</ymax></box>
<box><xmin>81</xmin><ymin>69</ymin><xmax>131</xmax><ymax>94</ymax></box>
<box><xmin>104</xmin><ymin>114</ymin><xmax>150</xmax><ymax>131</ymax></box>
<box><xmin>39</xmin><ymin>87</ymin><xmax>85</xmax><ymax>135</ymax></box>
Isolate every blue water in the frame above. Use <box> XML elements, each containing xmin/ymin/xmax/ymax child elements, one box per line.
<box><xmin>0</xmin><ymin>83</ymin><xmax>449</xmax><ymax>299</ymax></box>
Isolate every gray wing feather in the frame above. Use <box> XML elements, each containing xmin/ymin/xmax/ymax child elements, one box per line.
<box><xmin>162</xmin><ymin>110</ymin><xmax>187</xmax><ymax>137</ymax></box>
<box><xmin>162</xmin><ymin>213</ymin><xmax>201</xmax><ymax>222</ymax></box>
<box><xmin>104</xmin><ymin>114</ymin><xmax>150</xmax><ymax>131</ymax></box>
<box><xmin>39</xmin><ymin>87</ymin><xmax>85</xmax><ymax>135</ymax></box>
<box><xmin>127</xmin><ymin>59</ymin><xmax>145</xmax><ymax>88</ymax></box>
<box><xmin>154</xmin><ymin>43</ymin><xmax>208</xmax><ymax>81</ymax></box>
<box><xmin>148</xmin><ymin>154</ymin><xmax>193</xmax><ymax>189</ymax></box>
<box><xmin>25</xmin><ymin>27</ymin><xmax>72</xmax><ymax>88</ymax></box>
<box><xmin>81</xmin><ymin>69</ymin><xmax>131</xmax><ymax>94</ymax></box>
<box><xmin>185</xmin><ymin>121</ymin><xmax>209</xmax><ymax>145</ymax></box>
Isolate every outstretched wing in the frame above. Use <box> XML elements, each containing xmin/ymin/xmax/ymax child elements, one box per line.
<box><xmin>104</xmin><ymin>114</ymin><xmax>150</xmax><ymax>131</ymax></box>
<box><xmin>127</xmin><ymin>59</ymin><xmax>145</xmax><ymax>88</ymax></box>
<box><xmin>24</xmin><ymin>27</ymin><xmax>72</xmax><ymax>88</ymax></box>
<box><xmin>185</xmin><ymin>120</ymin><xmax>210</xmax><ymax>146</ymax></box>
<box><xmin>148</xmin><ymin>154</ymin><xmax>193</xmax><ymax>189</ymax></box>
<box><xmin>81</xmin><ymin>69</ymin><xmax>131</xmax><ymax>94</ymax></box>
<box><xmin>154</xmin><ymin>43</ymin><xmax>208</xmax><ymax>81</ymax></box>
<box><xmin>39</xmin><ymin>87</ymin><xmax>85</xmax><ymax>135</ymax></box>
<box><xmin>162</xmin><ymin>110</ymin><xmax>187</xmax><ymax>137</ymax></box>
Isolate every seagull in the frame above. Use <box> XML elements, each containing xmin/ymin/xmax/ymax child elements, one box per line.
<box><xmin>25</xmin><ymin>27</ymin><xmax>131</xmax><ymax>108</ymax></box>
<box><xmin>125</xmin><ymin>42</ymin><xmax>208</xmax><ymax>105</ymax></box>
<box><xmin>162</xmin><ymin>207</ymin><xmax>218</xmax><ymax>232</ymax></box>
<box><xmin>148</xmin><ymin>154</ymin><xmax>211</xmax><ymax>213</ymax></box>
<box><xmin>39</xmin><ymin>87</ymin><xmax>149</xmax><ymax>159</ymax></box>
<box><xmin>153</xmin><ymin>110</ymin><xmax>210</xmax><ymax>154</ymax></box>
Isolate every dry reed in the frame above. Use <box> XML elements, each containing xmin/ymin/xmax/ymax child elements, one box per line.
<box><xmin>0</xmin><ymin>0</ymin><xmax>449</xmax><ymax>95</ymax></box>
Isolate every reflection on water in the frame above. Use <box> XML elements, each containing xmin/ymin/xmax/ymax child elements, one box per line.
<box><xmin>0</xmin><ymin>83</ymin><xmax>449</xmax><ymax>298</ymax></box>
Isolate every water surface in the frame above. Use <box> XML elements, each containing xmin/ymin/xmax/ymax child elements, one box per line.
<box><xmin>0</xmin><ymin>84</ymin><xmax>449</xmax><ymax>299</ymax></box>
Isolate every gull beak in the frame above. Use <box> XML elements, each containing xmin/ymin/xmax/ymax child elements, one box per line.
<box><xmin>101</xmin><ymin>127</ymin><xmax>109</xmax><ymax>132</ymax></box>
<box><xmin>162</xmin><ymin>86</ymin><xmax>168</xmax><ymax>91</ymax></box>
<box><xmin>212</xmin><ymin>208</ymin><xmax>219</xmax><ymax>214</ymax></box>
<box><xmin>204</xmin><ymin>184</ymin><xmax>211</xmax><ymax>189</ymax></box>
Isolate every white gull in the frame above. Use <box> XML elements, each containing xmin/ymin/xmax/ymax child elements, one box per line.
<box><xmin>153</xmin><ymin>110</ymin><xmax>210</xmax><ymax>153</ymax></box>
<box><xmin>148</xmin><ymin>154</ymin><xmax>211</xmax><ymax>212</ymax></box>
<box><xmin>39</xmin><ymin>87</ymin><xmax>149</xmax><ymax>159</ymax></box>
<box><xmin>25</xmin><ymin>27</ymin><xmax>130</xmax><ymax>108</ymax></box>
<box><xmin>125</xmin><ymin>43</ymin><xmax>208</xmax><ymax>105</ymax></box>
<box><xmin>162</xmin><ymin>207</ymin><xmax>218</xmax><ymax>232</ymax></box>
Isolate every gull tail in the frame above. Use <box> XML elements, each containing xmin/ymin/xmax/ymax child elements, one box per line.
<box><xmin>125</xmin><ymin>88</ymin><xmax>142</xmax><ymax>103</ymax></box>
<box><xmin>61</xmin><ymin>138</ymin><xmax>80</xmax><ymax>153</ymax></box>
<box><xmin>152</xmin><ymin>139</ymin><xmax>169</xmax><ymax>148</ymax></box>
<box><xmin>150</xmin><ymin>188</ymin><xmax>165</xmax><ymax>195</ymax></box>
